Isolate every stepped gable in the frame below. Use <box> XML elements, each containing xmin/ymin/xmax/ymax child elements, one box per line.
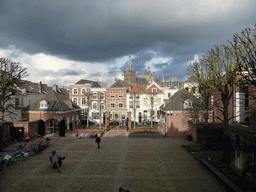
<box><xmin>25</xmin><ymin>90</ymin><xmax>80</xmax><ymax>112</ymax></box>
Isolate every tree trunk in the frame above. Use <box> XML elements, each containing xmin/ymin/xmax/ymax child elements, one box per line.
<box><xmin>0</xmin><ymin>111</ymin><xmax>4</xmax><ymax>152</ymax></box>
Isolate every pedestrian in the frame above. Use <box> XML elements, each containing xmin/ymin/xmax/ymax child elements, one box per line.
<box><xmin>49</xmin><ymin>150</ymin><xmax>65</xmax><ymax>172</ymax></box>
<box><xmin>95</xmin><ymin>134</ymin><xmax>101</xmax><ymax>149</ymax></box>
<box><xmin>121</xmin><ymin>120</ymin><xmax>124</xmax><ymax>129</ymax></box>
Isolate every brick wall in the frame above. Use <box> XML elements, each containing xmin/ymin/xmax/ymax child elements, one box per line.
<box><xmin>106</xmin><ymin>88</ymin><xmax>128</xmax><ymax>121</ymax></box>
<box><xmin>165</xmin><ymin>112</ymin><xmax>192</xmax><ymax>137</ymax></box>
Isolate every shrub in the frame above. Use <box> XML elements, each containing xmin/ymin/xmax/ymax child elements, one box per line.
<box><xmin>196</xmin><ymin>123</ymin><xmax>224</xmax><ymax>148</ymax></box>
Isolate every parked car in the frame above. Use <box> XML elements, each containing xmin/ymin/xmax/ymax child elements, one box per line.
<box><xmin>110</xmin><ymin>120</ymin><xmax>119</xmax><ymax>125</ymax></box>
<box><xmin>143</xmin><ymin>120</ymin><xmax>158</xmax><ymax>125</ymax></box>
<box><xmin>81</xmin><ymin>119</ymin><xmax>95</xmax><ymax>125</ymax></box>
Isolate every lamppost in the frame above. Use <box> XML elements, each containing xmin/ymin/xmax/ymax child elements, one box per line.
<box><xmin>166</xmin><ymin>111</ymin><xmax>172</xmax><ymax>137</ymax></box>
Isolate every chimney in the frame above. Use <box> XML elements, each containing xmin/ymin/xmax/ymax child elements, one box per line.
<box><xmin>38</xmin><ymin>81</ymin><xmax>42</xmax><ymax>93</ymax></box>
<box><xmin>52</xmin><ymin>84</ymin><xmax>58</xmax><ymax>92</ymax></box>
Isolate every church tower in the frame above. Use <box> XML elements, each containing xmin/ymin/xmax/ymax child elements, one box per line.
<box><xmin>143</xmin><ymin>66</ymin><xmax>155</xmax><ymax>84</ymax></box>
<box><xmin>124</xmin><ymin>55</ymin><xmax>136</xmax><ymax>89</ymax></box>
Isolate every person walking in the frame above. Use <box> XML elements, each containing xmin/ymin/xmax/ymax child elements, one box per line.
<box><xmin>95</xmin><ymin>134</ymin><xmax>101</xmax><ymax>149</ymax></box>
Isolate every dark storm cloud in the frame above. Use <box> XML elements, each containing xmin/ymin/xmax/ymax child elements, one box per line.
<box><xmin>1</xmin><ymin>0</ymin><xmax>256</xmax><ymax>64</ymax></box>
<box><xmin>153</xmin><ymin>63</ymin><xmax>168</xmax><ymax>69</ymax></box>
<box><xmin>39</xmin><ymin>68</ymin><xmax>83</xmax><ymax>77</ymax></box>
<box><xmin>90</xmin><ymin>72</ymin><xmax>102</xmax><ymax>77</ymax></box>
<box><xmin>65</xmin><ymin>71</ymin><xmax>79</xmax><ymax>76</ymax></box>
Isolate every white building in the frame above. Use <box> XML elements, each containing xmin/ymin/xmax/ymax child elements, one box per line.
<box><xmin>127</xmin><ymin>81</ymin><xmax>165</xmax><ymax>123</ymax></box>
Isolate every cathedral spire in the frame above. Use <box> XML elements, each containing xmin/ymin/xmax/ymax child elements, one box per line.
<box><xmin>125</xmin><ymin>55</ymin><xmax>135</xmax><ymax>72</ymax></box>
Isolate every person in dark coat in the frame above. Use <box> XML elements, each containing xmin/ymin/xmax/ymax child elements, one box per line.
<box><xmin>49</xmin><ymin>150</ymin><xmax>65</xmax><ymax>172</ymax></box>
<box><xmin>95</xmin><ymin>135</ymin><xmax>101</xmax><ymax>149</ymax></box>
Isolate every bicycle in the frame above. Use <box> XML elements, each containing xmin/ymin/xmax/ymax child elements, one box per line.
<box><xmin>30</xmin><ymin>144</ymin><xmax>40</xmax><ymax>156</ymax></box>
<box><xmin>0</xmin><ymin>157</ymin><xmax>7</xmax><ymax>175</ymax></box>
<box><xmin>16</xmin><ymin>142</ymin><xmax>27</xmax><ymax>150</ymax></box>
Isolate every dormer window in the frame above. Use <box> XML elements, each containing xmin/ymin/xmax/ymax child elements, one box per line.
<box><xmin>39</xmin><ymin>100</ymin><xmax>48</xmax><ymax>109</ymax></box>
<box><xmin>184</xmin><ymin>100</ymin><xmax>193</xmax><ymax>109</ymax></box>
<box><xmin>152</xmin><ymin>88</ymin><xmax>157</xmax><ymax>93</ymax></box>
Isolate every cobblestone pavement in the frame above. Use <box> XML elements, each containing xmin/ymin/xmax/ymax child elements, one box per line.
<box><xmin>1</xmin><ymin>134</ymin><xmax>227</xmax><ymax>192</ymax></box>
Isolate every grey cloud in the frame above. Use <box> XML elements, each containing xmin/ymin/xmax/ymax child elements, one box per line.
<box><xmin>1</xmin><ymin>0</ymin><xmax>256</xmax><ymax>63</ymax></box>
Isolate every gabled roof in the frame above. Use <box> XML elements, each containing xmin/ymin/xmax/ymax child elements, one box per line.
<box><xmin>144</xmin><ymin>83</ymin><xmax>164</xmax><ymax>94</ymax></box>
<box><xmin>136</xmin><ymin>77</ymin><xmax>148</xmax><ymax>83</ymax></box>
<box><xmin>75</xmin><ymin>79</ymin><xmax>101</xmax><ymax>87</ymax></box>
<box><xmin>17</xmin><ymin>80</ymin><xmax>51</xmax><ymax>93</ymax></box>
<box><xmin>160</xmin><ymin>88</ymin><xmax>197</xmax><ymax>111</ymax></box>
<box><xmin>127</xmin><ymin>86</ymin><xmax>144</xmax><ymax>94</ymax></box>
<box><xmin>109</xmin><ymin>79</ymin><xmax>129</xmax><ymax>88</ymax></box>
<box><xmin>24</xmin><ymin>90</ymin><xmax>80</xmax><ymax>112</ymax></box>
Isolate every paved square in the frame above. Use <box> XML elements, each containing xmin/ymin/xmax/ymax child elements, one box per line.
<box><xmin>1</xmin><ymin>136</ymin><xmax>227</xmax><ymax>192</ymax></box>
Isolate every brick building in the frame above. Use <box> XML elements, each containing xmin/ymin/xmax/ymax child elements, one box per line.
<box><xmin>160</xmin><ymin>89</ymin><xmax>200</xmax><ymax>137</ymax></box>
<box><xmin>22</xmin><ymin>85</ymin><xmax>81</xmax><ymax>137</ymax></box>
<box><xmin>69</xmin><ymin>79</ymin><xmax>106</xmax><ymax>124</ymax></box>
<box><xmin>106</xmin><ymin>79</ymin><xmax>129</xmax><ymax>122</ymax></box>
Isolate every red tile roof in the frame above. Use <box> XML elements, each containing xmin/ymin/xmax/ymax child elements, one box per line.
<box><xmin>128</xmin><ymin>86</ymin><xmax>144</xmax><ymax>93</ymax></box>
<box><xmin>144</xmin><ymin>84</ymin><xmax>164</xmax><ymax>94</ymax></box>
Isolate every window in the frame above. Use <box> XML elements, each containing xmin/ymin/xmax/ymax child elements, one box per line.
<box><xmin>168</xmin><ymin>93</ymin><xmax>171</xmax><ymax>98</ymax></box>
<box><xmin>136</xmin><ymin>104</ymin><xmax>140</xmax><ymax>108</ymax></box>
<box><xmin>39</xmin><ymin>100</ymin><xmax>48</xmax><ymax>109</ymax></box>
<box><xmin>111</xmin><ymin>94</ymin><xmax>115</xmax><ymax>98</ymax></box>
<box><xmin>81</xmin><ymin>88</ymin><xmax>86</xmax><ymax>94</ymax></box>
<box><xmin>93</xmin><ymin>103</ymin><xmax>97</xmax><ymax>109</ymax></box>
<box><xmin>157</xmin><ymin>98</ymin><xmax>161</xmax><ymax>105</ymax></box>
<box><xmin>100</xmin><ymin>103</ymin><xmax>105</xmax><ymax>110</ymax></box>
<box><xmin>73</xmin><ymin>88</ymin><xmax>78</xmax><ymax>95</ymax></box>
<box><xmin>15</xmin><ymin>98</ymin><xmax>19</xmax><ymax>107</ymax></box>
<box><xmin>119</xmin><ymin>94</ymin><xmax>123</xmax><ymax>98</ymax></box>
<box><xmin>152</xmin><ymin>88</ymin><xmax>157</xmax><ymax>93</ymax></box>
<box><xmin>72</xmin><ymin>98</ymin><xmax>78</xmax><ymax>105</ymax></box>
<box><xmin>211</xmin><ymin>95</ymin><xmax>214</xmax><ymax>106</ymax></box>
<box><xmin>184</xmin><ymin>100</ymin><xmax>193</xmax><ymax>109</ymax></box>
<box><xmin>115</xmin><ymin>114</ymin><xmax>119</xmax><ymax>119</ymax></box>
<box><xmin>99</xmin><ymin>93</ymin><xmax>105</xmax><ymax>100</ymax></box>
<box><xmin>81</xmin><ymin>98</ymin><xmax>86</xmax><ymax>105</ymax></box>
<box><xmin>169</xmin><ymin>83</ymin><xmax>172</xmax><ymax>86</ymax></box>
<box><xmin>119</xmin><ymin>102</ymin><xmax>123</xmax><ymax>108</ymax></box>
<box><xmin>121</xmin><ymin>114</ymin><xmax>125</xmax><ymax>120</ymax></box>
<box><xmin>66</xmin><ymin>117</ymin><xmax>70</xmax><ymax>130</ymax></box>
<box><xmin>136</xmin><ymin>96</ymin><xmax>140</xmax><ymax>99</ymax></box>
<box><xmin>129</xmin><ymin>96</ymin><xmax>133</xmax><ymax>99</ymax></box>
<box><xmin>110</xmin><ymin>114</ymin><xmax>113</xmax><ymax>119</ymax></box>
<box><xmin>129</xmin><ymin>101</ymin><xmax>133</xmax><ymax>108</ymax></box>
<box><xmin>93</xmin><ymin>93</ymin><xmax>97</xmax><ymax>100</ymax></box>
<box><xmin>144</xmin><ymin>98</ymin><xmax>148</xmax><ymax>105</ymax></box>
<box><xmin>111</xmin><ymin>102</ymin><xmax>115</xmax><ymax>108</ymax></box>
<box><xmin>92</xmin><ymin>112</ymin><xmax>99</xmax><ymax>119</ymax></box>
<box><xmin>164</xmin><ymin>83</ymin><xmax>167</xmax><ymax>86</ymax></box>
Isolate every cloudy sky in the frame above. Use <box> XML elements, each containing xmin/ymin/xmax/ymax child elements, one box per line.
<box><xmin>1</xmin><ymin>0</ymin><xmax>256</xmax><ymax>87</ymax></box>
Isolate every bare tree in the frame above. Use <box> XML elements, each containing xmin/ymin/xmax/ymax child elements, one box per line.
<box><xmin>187</xmin><ymin>59</ymin><xmax>214</xmax><ymax>122</ymax></box>
<box><xmin>98</xmin><ymin>92</ymin><xmax>106</xmax><ymax>130</ymax></box>
<box><xmin>204</xmin><ymin>45</ymin><xmax>239</xmax><ymax>129</ymax></box>
<box><xmin>229</xmin><ymin>26</ymin><xmax>256</xmax><ymax>125</ymax></box>
<box><xmin>129</xmin><ymin>92</ymin><xmax>140</xmax><ymax>129</ymax></box>
<box><xmin>84</xmin><ymin>90</ymin><xmax>93</xmax><ymax>128</ymax></box>
<box><xmin>148</xmin><ymin>92</ymin><xmax>157</xmax><ymax>128</ymax></box>
<box><xmin>0</xmin><ymin>58</ymin><xmax>28</xmax><ymax>151</ymax></box>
